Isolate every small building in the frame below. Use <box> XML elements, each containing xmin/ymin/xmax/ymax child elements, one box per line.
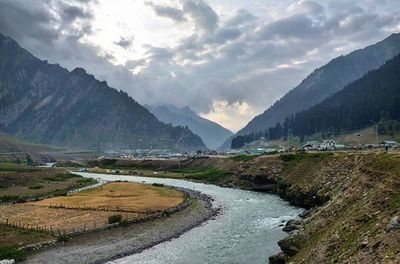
<box><xmin>318</xmin><ymin>140</ymin><xmax>336</xmax><ymax>151</ymax></box>
<box><xmin>301</xmin><ymin>141</ymin><xmax>319</xmax><ymax>151</ymax></box>
<box><xmin>380</xmin><ymin>140</ymin><xmax>399</xmax><ymax>148</ymax></box>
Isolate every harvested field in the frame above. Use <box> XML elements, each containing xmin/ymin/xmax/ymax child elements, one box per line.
<box><xmin>0</xmin><ymin>182</ymin><xmax>185</xmax><ymax>234</ymax></box>
<box><xmin>0</xmin><ymin>224</ymin><xmax>54</xmax><ymax>247</ymax></box>
<box><xmin>33</xmin><ymin>182</ymin><xmax>184</xmax><ymax>212</ymax></box>
<box><xmin>0</xmin><ymin>164</ymin><xmax>97</xmax><ymax>202</ymax></box>
<box><xmin>0</xmin><ymin>204</ymin><xmax>139</xmax><ymax>234</ymax></box>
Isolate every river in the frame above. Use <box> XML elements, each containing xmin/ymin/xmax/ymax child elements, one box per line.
<box><xmin>77</xmin><ymin>172</ymin><xmax>302</xmax><ymax>264</ymax></box>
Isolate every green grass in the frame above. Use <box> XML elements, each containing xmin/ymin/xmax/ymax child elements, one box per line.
<box><xmin>0</xmin><ymin>245</ymin><xmax>26</xmax><ymax>261</ymax></box>
<box><xmin>280</xmin><ymin>152</ymin><xmax>333</xmax><ymax>163</ymax></box>
<box><xmin>0</xmin><ymin>162</ymin><xmax>39</xmax><ymax>173</ymax></box>
<box><xmin>0</xmin><ymin>177</ymin><xmax>97</xmax><ymax>203</ymax></box>
<box><xmin>370</xmin><ymin>153</ymin><xmax>400</xmax><ymax>175</ymax></box>
<box><xmin>230</xmin><ymin>155</ymin><xmax>259</xmax><ymax>162</ymax></box>
<box><xmin>184</xmin><ymin>168</ymin><xmax>227</xmax><ymax>183</ymax></box>
<box><xmin>57</xmin><ymin>234</ymin><xmax>70</xmax><ymax>242</ymax></box>
<box><xmin>170</xmin><ymin>167</ymin><xmax>213</xmax><ymax>173</ymax></box>
<box><xmin>44</xmin><ymin>173</ymin><xmax>75</xmax><ymax>182</ymax></box>
<box><xmin>76</xmin><ymin>178</ymin><xmax>96</xmax><ymax>184</ymax></box>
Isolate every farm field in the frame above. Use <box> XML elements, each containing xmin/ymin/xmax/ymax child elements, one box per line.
<box><xmin>0</xmin><ymin>162</ymin><xmax>97</xmax><ymax>203</ymax></box>
<box><xmin>0</xmin><ymin>182</ymin><xmax>185</xmax><ymax>235</ymax></box>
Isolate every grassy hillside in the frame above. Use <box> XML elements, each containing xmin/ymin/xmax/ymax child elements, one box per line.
<box><xmin>0</xmin><ymin>134</ymin><xmax>61</xmax><ymax>153</ymax></box>
<box><xmin>84</xmin><ymin>152</ymin><xmax>400</xmax><ymax>263</ymax></box>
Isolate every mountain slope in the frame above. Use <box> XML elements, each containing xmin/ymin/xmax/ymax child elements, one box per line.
<box><xmin>282</xmin><ymin>53</ymin><xmax>400</xmax><ymax>139</ymax></box>
<box><xmin>0</xmin><ymin>33</ymin><xmax>205</xmax><ymax>150</ymax></box>
<box><xmin>221</xmin><ymin>33</ymin><xmax>400</xmax><ymax>149</ymax></box>
<box><xmin>147</xmin><ymin>105</ymin><xmax>233</xmax><ymax>149</ymax></box>
<box><xmin>232</xmin><ymin>54</ymin><xmax>400</xmax><ymax>148</ymax></box>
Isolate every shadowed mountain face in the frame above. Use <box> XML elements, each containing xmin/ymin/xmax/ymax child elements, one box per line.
<box><xmin>220</xmin><ymin>33</ymin><xmax>400</xmax><ymax>149</ymax></box>
<box><xmin>0</xmin><ymin>33</ymin><xmax>206</xmax><ymax>151</ymax></box>
<box><xmin>147</xmin><ymin>105</ymin><xmax>233</xmax><ymax>149</ymax></box>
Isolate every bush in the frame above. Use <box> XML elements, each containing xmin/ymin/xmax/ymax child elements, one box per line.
<box><xmin>230</xmin><ymin>155</ymin><xmax>258</xmax><ymax>162</ymax></box>
<box><xmin>57</xmin><ymin>234</ymin><xmax>70</xmax><ymax>242</ymax></box>
<box><xmin>0</xmin><ymin>246</ymin><xmax>26</xmax><ymax>261</ymax></box>
<box><xmin>108</xmin><ymin>214</ymin><xmax>123</xmax><ymax>224</ymax></box>
<box><xmin>29</xmin><ymin>185</ymin><xmax>44</xmax><ymax>189</ymax></box>
<box><xmin>119</xmin><ymin>220</ymin><xmax>129</xmax><ymax>227</ymax></box>
<box><xmin>44</xmin><ymin>173</ymin><xmax>74</xmax><ymax>182</ymax></box>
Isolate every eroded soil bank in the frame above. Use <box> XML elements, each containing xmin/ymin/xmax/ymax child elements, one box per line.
<box><xmin>80</xmin><ymin>152</ymin><xmax>400</xmax><ymax>263</ymax></box>
<box><xmin>23</xmin><ymin>189</ymin><xmax>216</xmax><ymax>264</ymax></box>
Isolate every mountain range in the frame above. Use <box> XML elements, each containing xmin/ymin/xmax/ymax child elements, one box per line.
<box><xmin>221</xmin><ymin>33</ymin><xmax>400</xmax><ymax>149</ymax></box>
<box><xmin>232</xmin><ymin>53</ymin><xmax>400</xmax><ymax>148</ymax></box>
<box><xmin>0</xmin><ymin>33</ymin><xmax>206</xmax><ymax>151</ymax></box>
<box><xmin>146</xmin><ymin>105</ymin><xmax>233</xmax><ymax>149</ymax></box>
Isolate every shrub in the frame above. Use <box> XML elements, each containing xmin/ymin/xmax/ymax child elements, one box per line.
<box><xmin>0</xmin><ymin>246</ymin><xmax>26</xmax><ymax>261</ymax></box>
<box><xmin>44</xmin><ymin>173</ymin><xmax>74</xmax><ymax>182</ymax></box>
<box><xmin>119</xmin><ymin>220</ymin><xmax>129</xmax><ymax>227</ymax></box>
<box><xmin>230</xmin><ymin>155</ymin><xmax>258</xmax><ymax>162</ymax></box>
<box><xmin>108</xmin><ymin>214</ymin><xmax>123</xmax><ymax>224</ymax></box>
<box><xmin>57</xmin><ymin>234</ymin><xmax>70</xmax><ymax>242</ymax></box>
<box><xmin>77</xmin><ymin>178</ymin><xmax>94</xmax><ymax>184</ymax></box>
<box><xmin>29</xmin><ymin>185</ymin><xmax>44</xmax><ymax>189</ymax></box>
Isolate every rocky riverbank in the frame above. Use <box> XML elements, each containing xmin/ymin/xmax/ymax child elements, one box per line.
<box><xmin>22</xmin><ymin>189</ymin><xmax>218</xmax><ymax>264</ymax></box>
<box><xmin>82</xmin><ymin>152</ymin><xmax>400</xmax><ymax>263</ymax></box>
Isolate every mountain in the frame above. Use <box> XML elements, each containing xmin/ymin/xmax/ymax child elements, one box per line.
<box><xmin>147</xmin><ymin>105</ymin><xmax>233</xmax><ymax>149</ymax></box>
<box><xmin>0</xmin><ymin>33</ymin><xmax>206</xmax><ymax>151</ymax></box>
<box><xmin>232</xmin><ymin>54</ymin><xmax>400</xmax><ymax>148</ymax></box>
<box><xmin>221</xmin><ymin>33</ymin><xmax>400</xmax><ymax>149</ymax></box>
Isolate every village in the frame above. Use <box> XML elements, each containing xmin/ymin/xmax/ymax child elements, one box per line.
<box><xmin>97</xmin><ymin>138</ymin><xmax>400</xmax><ymax>161</ymax></box>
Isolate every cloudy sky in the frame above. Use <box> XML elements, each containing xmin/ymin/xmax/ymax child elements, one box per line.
<box><xmin>0</xmin><ymin>0</ymin><xmax>399</xmax><ymax>132</ymax></box>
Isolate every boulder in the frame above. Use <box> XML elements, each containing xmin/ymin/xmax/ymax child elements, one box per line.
<box><xmin>277</xmin><ymin>234</ymin><xmax>305</xmax><ymax>256</ymax></box>
<box><xmin>299</xmin><ymin>209</ymin><xmax>311</xmax><ymax>218</ymax></box>
<box><xmin>386</xmin><ymin>216</ymin><xmax>400</xmax><ymax>231</ymax></box>
<box><xmin>268</xmin><ymin>252</ymin><xmax>286</xmax><ymax>264</ymax></box>
<box><xmin>283</xmin><ymin>219</ymin><xmax>302</xmax><ymax>232</ymax></box>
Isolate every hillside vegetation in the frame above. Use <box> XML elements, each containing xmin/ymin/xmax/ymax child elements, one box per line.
<box><xmin>232</xmin><ymin>53</ymin><xmax>400</xmax><ymax>148</ymax></box>
<box><xmin>222</xmin><ymin>33</ymin><xmax>400</xmax><ymax>149</ymax></box>
<box><xmin>0</xmin><ymin>33</ymin><xmax>205</xmax><ymax>151</ymax></box>
<box><xmin>86</xmin><ymin>152</ymin><xmax>400</xmax><ymax>263</ymax></box>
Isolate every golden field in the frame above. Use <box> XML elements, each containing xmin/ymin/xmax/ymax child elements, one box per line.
<box><xmin>0</xmin><ymin>182</ymin><xmax>184</xmax><ymax>234</ymax></box>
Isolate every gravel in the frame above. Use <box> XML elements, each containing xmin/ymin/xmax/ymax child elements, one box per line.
<box><xmin>23</xmin><ymin>190</ymin><xmax>218</xmax><ymax>264</ymax></box>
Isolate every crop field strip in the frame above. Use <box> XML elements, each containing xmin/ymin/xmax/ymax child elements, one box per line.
<box><xmin>0</xmin><ymin>182</ymin><xmax>184</xmax><ymax>235</ymax></box>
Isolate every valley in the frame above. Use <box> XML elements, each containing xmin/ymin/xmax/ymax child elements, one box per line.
<box><xmin>0</xmin><ymin>2</ymin><xmax>400</xmax><ymax>263</ymax></box>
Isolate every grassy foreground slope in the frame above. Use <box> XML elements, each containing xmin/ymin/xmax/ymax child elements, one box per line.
<box><xmin>86</xmin><ymin>152</ymin><xmax>400</xmax><ymax>263</ymax></box>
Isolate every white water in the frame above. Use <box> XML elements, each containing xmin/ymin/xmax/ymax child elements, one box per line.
<box><xmin>76</xmin><ymin>172</ymin><xmax>302</xmax><ymax>264</ymax></box>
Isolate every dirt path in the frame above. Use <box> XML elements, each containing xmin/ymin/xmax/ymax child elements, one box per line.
<box><xmin>23</xmin><ymin>191</ymin><xmax>216</xmax><ymax>264</ymax></box>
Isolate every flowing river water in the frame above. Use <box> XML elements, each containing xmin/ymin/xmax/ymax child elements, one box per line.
<box><xmin>77</xmin><ymin>172</ymin><xmax>302</xmax><ymax>264</ymax></box>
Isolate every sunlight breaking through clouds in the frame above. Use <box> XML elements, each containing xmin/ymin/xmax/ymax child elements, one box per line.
<box><xmin>0</xmin><ymin>0</ymin><xmax>399</xmax><ymax>131</ymax></box>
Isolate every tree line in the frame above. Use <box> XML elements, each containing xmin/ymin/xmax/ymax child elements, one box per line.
<box><xmin>231</xmin><ymin>54</ymin><xmax>400</xmax><ymax>149</ymax></box>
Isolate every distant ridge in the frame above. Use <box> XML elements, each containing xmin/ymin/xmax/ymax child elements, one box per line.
<box><xmin>232</xmin><ymin>54</ymin><xmax>400</xmax><ymax>148</ymax></box>
<box><xmin>0</xmin><ymin>33</ymin><xmax>206</xmax><ymax>151</ymax></box>
<box><xmin>221</xmin><ymin>33</ymin><xmax>400</xmax><ymax>149</ymax></box>
<box><xmin>147</xmin><ymin>105</ymin><xmax>233</xmax><ymax>149</ymax></box>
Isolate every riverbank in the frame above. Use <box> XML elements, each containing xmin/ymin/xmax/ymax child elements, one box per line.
<box><xmin>77</xmin><ymin>152</ymin><xmax>400</xmax><ymax>263</ymax></box>
<box><xmin>22</xmin><ymin>188</ymin><xmax>217</xmax><ymax>264</ymax></box>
